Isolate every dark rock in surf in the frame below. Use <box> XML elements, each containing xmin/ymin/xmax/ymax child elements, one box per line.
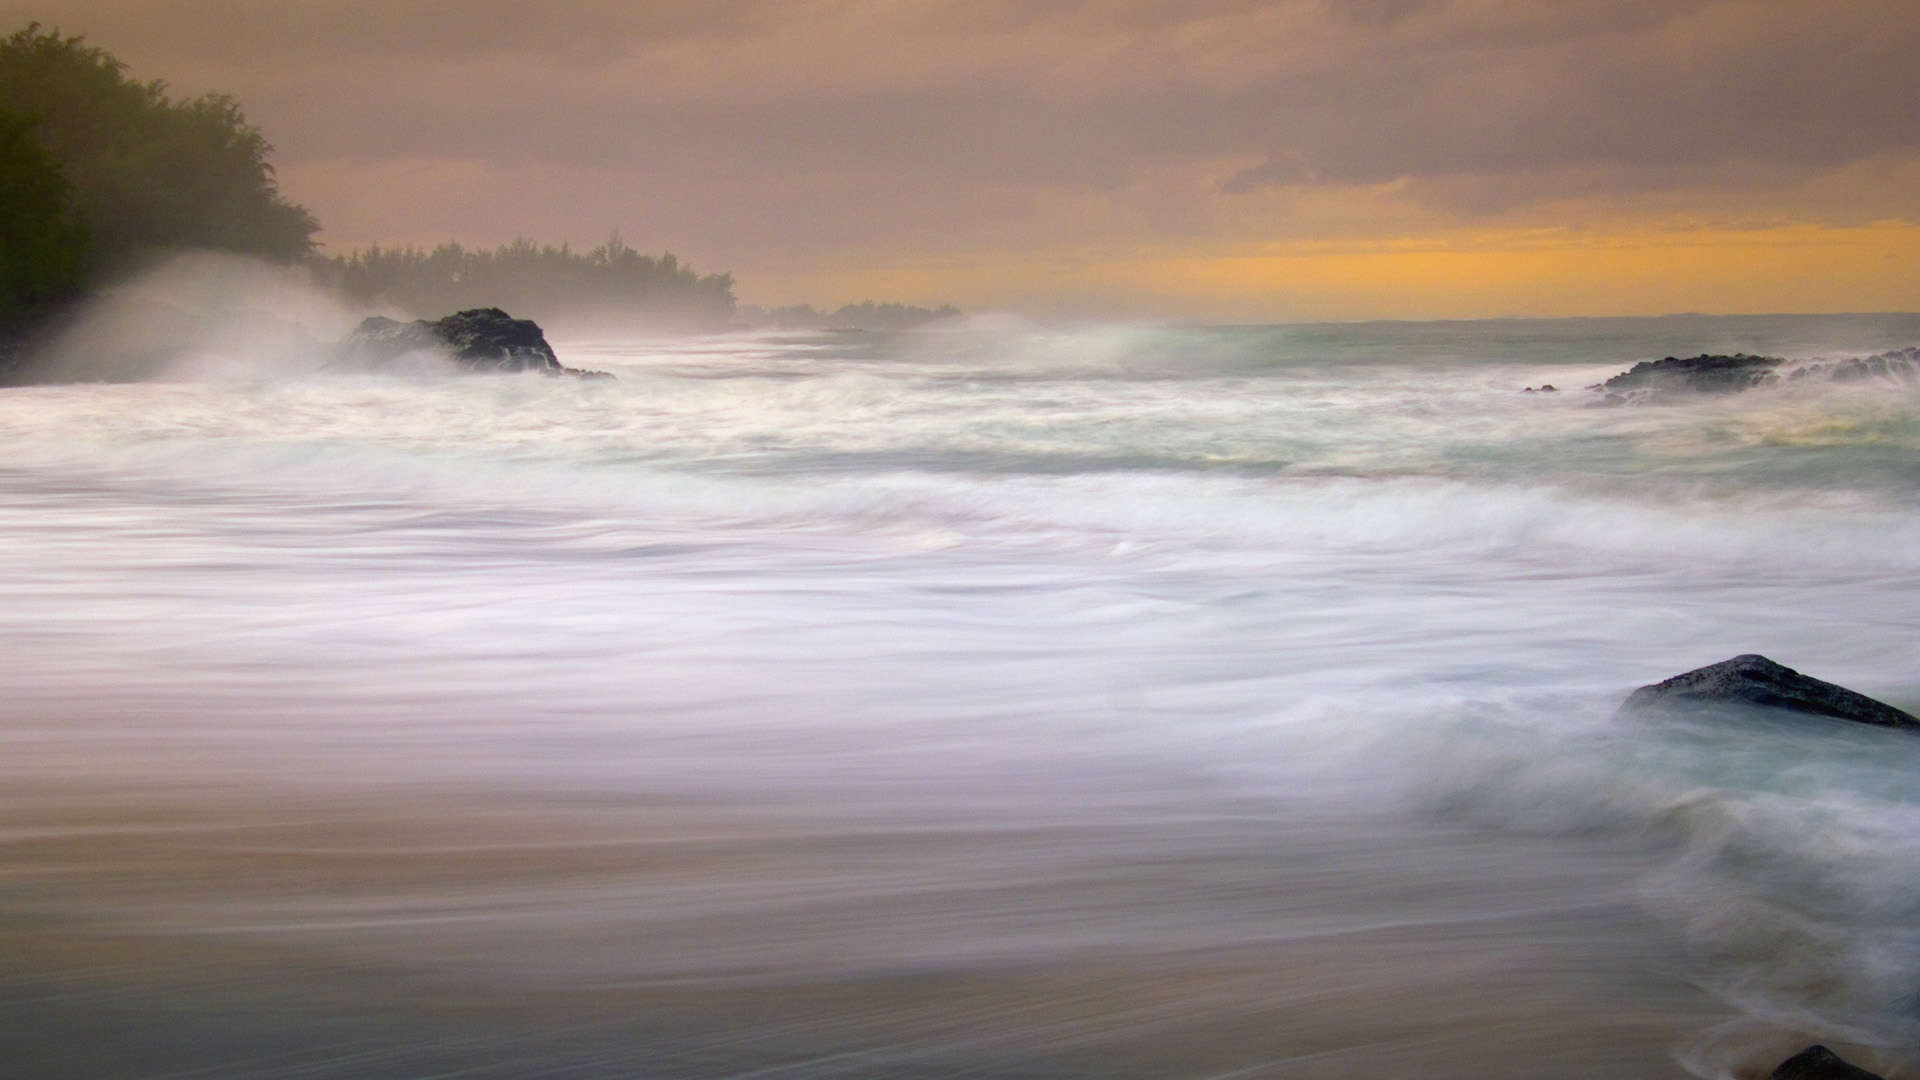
<box><xmin>1770</xmin><ymin>1045</ymin><xmax>1886</xmax><ymax>1080</ymax></box>
<box><xmin>1602</xmin><ymin>353</ymin><xmax>1784</xmax><ymax>398</ymax></box>
<box><xmin>336</xmin><ymin>308</ymin><xmax>610</xmax><ymax>378</ymax></box>
<box><xmin>1621</xmin><ymin>654</ymin><xmax>1919</xmax><ymax>730</ymax></box>
<box><xmin>1595</xmin><ymin>347</ymin><xmax>1919</xmax><ymax>404</ymax></box>
<box><xmin>1789</xmin><ymin>345</ymin><xmax>1920</xmax><ymax>386</ymax></box>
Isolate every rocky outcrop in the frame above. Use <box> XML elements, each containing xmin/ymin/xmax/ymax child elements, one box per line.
<box><xmin>336</xmin><ymin>308</ymin><xmax>609</xmax><ymax>378</ymax></box>
<box><xmin>1603</xmin><ymin>353</ymin><xmax>1782</xmax><ymax>397</ymax></box>
<box><xmin>1621</xmin><ymin>654</ymin><xmax>1918</xmax><ymax>730</ymax></box>
<box><xmin>1594</xmin><ymin>347</ymin><xmax>1919</xmax><ymax>404</ymax></box>
<box><xmin>1770</xmin><ymin>1045</ymin><xmax>1886</xmax><ymax>1080</ymax></box>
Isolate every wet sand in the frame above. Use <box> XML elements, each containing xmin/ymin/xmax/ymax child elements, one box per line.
<box><xmin>0</xmin><ymin>778</ymin><xmax>1858</xmax><ymax>1079</ymax></box>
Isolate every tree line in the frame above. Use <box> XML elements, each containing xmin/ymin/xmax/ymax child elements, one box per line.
<box><xmin>315</xmin><ymin>237</ymin><xmax>737</xmax><ymax>331</ymax></box>
<box><xmin>739</xmin><ymin>301</ymin><xmax>961</xmax><ymax>331</ymax></box>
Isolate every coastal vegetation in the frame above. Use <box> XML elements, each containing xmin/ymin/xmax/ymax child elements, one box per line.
<box><xmin>0</xmin><ymin>106</ymin><xmax>85</xmax><ymax>319</ymax></box>
<box><xmin>0</xmin><ymin>22</ymin><xmax>315</xmax><ymax>323</ymax></box>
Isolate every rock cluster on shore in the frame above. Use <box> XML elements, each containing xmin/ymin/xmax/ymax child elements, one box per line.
<box><xmin>335</xmin><ymin>307</ymin><xmax>611</xmax><ymax>378</ymax></box>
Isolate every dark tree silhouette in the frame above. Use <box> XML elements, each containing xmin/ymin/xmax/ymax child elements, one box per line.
<box><xmin>0</xmin><ymin>23</ymin><xmax>316</xmax><ymax>276</ymax></box>
<box><xmin>0</xmin><ymin>109</ymin><xmax>85</xmax><ymax>318</ymax></box>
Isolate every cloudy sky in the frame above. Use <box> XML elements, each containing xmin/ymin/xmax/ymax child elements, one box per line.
<box><xmin>10</xmin><ymin>0</ymin><xmax>1920</xmax><ymax>319</ymax></box>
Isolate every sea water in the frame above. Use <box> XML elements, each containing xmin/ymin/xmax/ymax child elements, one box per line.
<box><xmin>3</xmin><ymin>312</ymin><xmax>1919</xmax><ymax>1078</ymax></box>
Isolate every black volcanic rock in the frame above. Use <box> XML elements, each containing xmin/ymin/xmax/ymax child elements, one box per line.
<box><xmin>1770</xmin><ymin>1045</ymin><xmax>1886</xmax><ymax>1080</ymax></box>
<box><xmin>1596</xmin><ymin>346</ymin><xmax>1919</xmax><ymax>403</ymax></box>
<box><xmin>1602</xmin><ymin>353</ymin><xmax>1783</xmax><ymax>397</ymax></box>
<box><xmin>1621</xmin><ymin>654</ymin><xmax>1918</xmax><ymax>730</ymax></box>
<box><xmin>337</xmin><ymin>308</ymin><xmax>609</xmax><ymax>378</ymax></box>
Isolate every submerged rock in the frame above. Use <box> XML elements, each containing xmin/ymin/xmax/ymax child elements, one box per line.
<box><xmin>1621</xmin><ymin>654</ymin><xmax>1919</xmax><ymax>730</ymax></box>
<box><xmin>336</xmin><ymin>308</ymin><xmax>610</xmax><ymax>378</ymax></box>
<box><xmin>1770</xmin><ymin>1045</ymin><xmax>1885</xmax><ymax>1080</ymax></box>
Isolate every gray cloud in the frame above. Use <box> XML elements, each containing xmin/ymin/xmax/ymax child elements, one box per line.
<box><xmin>1222</xmin><ymin>0</ymin><xmax>1920</xmax><ymax>197</ymax></box>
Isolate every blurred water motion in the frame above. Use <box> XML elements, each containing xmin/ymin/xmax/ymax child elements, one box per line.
<box><xmin>4</xmin><ymin>314</ymin><xmax>1920</xmax><ymax>1076</ymax></box>
<box><xmin>3</xmin><ymin>779</ymin><xmax>1729</xmax><ymax>1079</ymax></box>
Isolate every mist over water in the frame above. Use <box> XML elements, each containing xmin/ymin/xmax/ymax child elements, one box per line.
<box><xmin>4</xmin><ymin>299</ymin><xmax>1920</xmax><ymax>1077</ymax></box>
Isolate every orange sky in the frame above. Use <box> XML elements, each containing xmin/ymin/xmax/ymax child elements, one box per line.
<box><xmin>9</xmin><ymin>1</ymin><xmax>1919</xmax><ymax>320</ymax></box>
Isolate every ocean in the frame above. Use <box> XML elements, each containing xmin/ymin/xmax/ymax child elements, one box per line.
<box><xmin>3</xmin><ymin>309</ymin><xmax>1919</xmax><ymax>1078</ymax></box>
